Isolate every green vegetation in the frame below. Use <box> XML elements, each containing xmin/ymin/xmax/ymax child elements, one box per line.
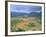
<box><xmin>28</xmin><ymin>23</ymin><xmax>35</xmax><ymax>27</ymax></box>
<box><xmin>11</xmin><ymin>16</ymin><xmax>42</xmax><ymax>32</ymax></box>
<box><xmin>11</xmin><ymin>19</ymin><xmax>22</xmax><ymax>32</ymax></box>
<box><xmin>15</xmin><ymin>28</ymin><xmax>25</xmax><ymax>32</ymax></box>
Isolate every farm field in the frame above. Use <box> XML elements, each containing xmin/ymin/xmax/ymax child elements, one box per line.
<box><xmin>11</xmin><ymin>16</ymin><xmax>42</xmax><ymax>32</ymax></box>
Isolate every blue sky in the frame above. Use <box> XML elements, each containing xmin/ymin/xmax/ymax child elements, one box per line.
<box><xmin>10</xmin><ymin>4</ymin><xmax>42</xmax><ymax>13</ymax></box>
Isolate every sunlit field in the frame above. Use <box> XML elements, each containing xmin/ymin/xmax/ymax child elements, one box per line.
<box><xmin>11</xmin><ymin>16</ymin><xmax>42</xmax><ymax>32</ymax></box>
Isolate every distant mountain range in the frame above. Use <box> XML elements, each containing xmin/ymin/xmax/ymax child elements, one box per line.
<box><xmin>11</xmin><ymin>12</ymin><xmax>42</xmax><ymax>17</ymax></box>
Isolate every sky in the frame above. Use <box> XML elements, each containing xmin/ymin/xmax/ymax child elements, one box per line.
<box><xmin>10</xmin><ymin>4</ymin><xmax>42</xmax><ymax>13</ymax></box>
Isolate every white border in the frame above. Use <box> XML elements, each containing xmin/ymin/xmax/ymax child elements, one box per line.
<box><xmin>8</xmin><ymin>2</ymin><xmax>44</xmax><ymax>35</ymax></box>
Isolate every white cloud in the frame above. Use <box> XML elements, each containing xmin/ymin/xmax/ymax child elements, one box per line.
<box><xmin>11</xmin><ymin>9</ymin><xmax>32</xmax><ymax>13</ymax></box>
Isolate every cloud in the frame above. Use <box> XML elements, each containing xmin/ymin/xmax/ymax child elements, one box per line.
<box><xmin>10</xmin><ymin>4</ymin><xmax>42</xmax><ymax>13</ymax></box>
